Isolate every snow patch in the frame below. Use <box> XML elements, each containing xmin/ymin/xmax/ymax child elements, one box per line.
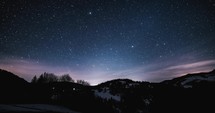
<box><xmin>183</xmin><ymin>85</ymin><xmax>192</xmax><ymax>88</ymax></box>
<box><xmin>94</xmin><ymin>90</ymin><xmax>121</xmax><ymax>101</ymax></box>
<box><xmin>144</xmin><ymin>99</ymin><xmax>150</xmax><ymax>105</ymax></box>
<box><xmin>181</xmin><ymin>74</ymin><xmax>215</xmax><ymax>88</ymax></box>
<box><xmin>119</xmin><ymin>80</ymin><xmax>126</xmax><ymax>84</ymax></box>
<box><xmin>128</xmin><ymin>83</ymin><xmax>139</xmax><ymax>87</ymax></box>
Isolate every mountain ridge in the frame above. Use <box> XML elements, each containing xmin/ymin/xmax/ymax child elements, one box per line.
<box><xmin>1</xmin><ymin>68</ymin><xmax>215</xmax><ymax>85</ymax></box>
<box><xmin>162</xmin><ymin>69</ymin><xmax>215</xmax><ymax>88</ymax></box>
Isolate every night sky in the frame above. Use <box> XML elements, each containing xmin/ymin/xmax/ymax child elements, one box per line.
<box><xmin>1</xmin><ymin>0</ymin><xmax>215</xmax><ymax>85</ymax></box>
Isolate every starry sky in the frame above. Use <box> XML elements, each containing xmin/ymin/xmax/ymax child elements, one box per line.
<box><xmin>0</xmin><ymin>0</ymin><xmax>215</xmax><ymax>85</ymax></box>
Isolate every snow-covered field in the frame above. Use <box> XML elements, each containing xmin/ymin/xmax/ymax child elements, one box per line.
<box><xmin>94</xmin><ymin>89</ymin><xmax>121</xmax><ymax>101</ymax></box>
<box><xmin>0</xmin><ymin>104</ymin><xmax>80</xmax><ymax>113</ymax></box>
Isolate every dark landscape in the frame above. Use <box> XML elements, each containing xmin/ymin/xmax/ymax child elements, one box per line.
<box><xmin>1</xmin><ymin>69</ymin><xmax>215</xmax><ymax>113</ymax></box>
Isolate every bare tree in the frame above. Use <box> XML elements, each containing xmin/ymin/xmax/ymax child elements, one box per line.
<box><xmin>59</xmin><ymin>74</ymin><xmax>74</xmax><ymax>82</ymax></box>
<box><xmin>31</xmin><ymin>75</ymin><xmax>37</xmax><ymax>83</ymax></box>
<box><xmin>37</xmin><ymin>72</ymin><xmax>58</xmax><ymax>83</ymax></box>
<box><xmin>76</xmin><ymin>80</ymin><xmax>90</xmax><ymax>86</ymax></box>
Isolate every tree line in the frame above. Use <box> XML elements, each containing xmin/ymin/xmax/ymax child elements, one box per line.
<box><xmin>31</xmin><ymin>72</ymin><xmax>90</xmax><ymax>86</ymax></box>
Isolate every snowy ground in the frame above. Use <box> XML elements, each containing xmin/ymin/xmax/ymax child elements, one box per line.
<box><xmin>94</xmin><ymin>89</ymin><xmax>121</xmax><ymax>101</ymax></box>
<box><xmin>0</xmin><ymin>104</ymin><xmax>80</xmax><ymax>113</ymax></box>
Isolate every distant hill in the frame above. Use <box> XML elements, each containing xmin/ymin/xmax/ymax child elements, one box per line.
<box><xmin>162</xmin><ymin>69</ymin><xmax>215</xmax><ymax>88</ymax></box>
<box><xmin>0</xmin><ymin>69</ymin><xmax>28</xmax><ymax>85</ymax></box>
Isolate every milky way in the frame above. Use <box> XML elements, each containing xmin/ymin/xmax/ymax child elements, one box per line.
<box><xmin>0</xmin><ymin>0</ymin><xmax>215</xmax><ymax>85</ymax></box>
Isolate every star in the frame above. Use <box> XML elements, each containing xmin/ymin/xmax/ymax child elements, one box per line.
<box><xmin>88</xmin><ymin>11</ymin><xmax>92</xmax><ymax>15</ymax></box>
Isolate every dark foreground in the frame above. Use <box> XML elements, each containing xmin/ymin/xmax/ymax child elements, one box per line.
<box><xmin>1</xmin><ymin>69</ymin><xmax>215</xmax><ymax>113</ymax></box>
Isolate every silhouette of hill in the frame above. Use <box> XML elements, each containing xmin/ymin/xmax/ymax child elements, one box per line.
<box><xmin>0</xmin><ymin>69</ymin><xmax>28</xmax><ymax>85</ymax></box>
<box><xmin>162</xmin><ymin>69</ymin><xmax>215</xmax><ymax>88</ymax></box>
<box><xmin>0</xmin><ymin>69</ymin><xmax>30</xmax><ymax>104</ymax></box>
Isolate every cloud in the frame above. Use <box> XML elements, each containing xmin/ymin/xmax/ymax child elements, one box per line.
<box><xmin>143</xmin><ymin>59</ymin><xmax>215</xmax><ymax>82</ymax></box>
<box><xmin>166</xmin><ymin>60</ymin><xmax>215</xmax><ymax>70</ymax></box>
<box><xmin>108</xmin><ymin>59</ymin><xmax>215</xmax><ymax>83</ymax></box>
